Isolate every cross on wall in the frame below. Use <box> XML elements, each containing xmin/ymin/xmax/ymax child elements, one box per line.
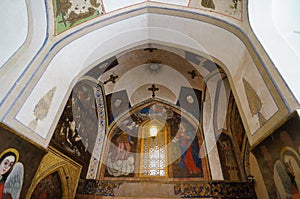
<box><xmin>148</xmin><ymin>84</ymin><xmax>159</xmax><ymax>98</ymax></box>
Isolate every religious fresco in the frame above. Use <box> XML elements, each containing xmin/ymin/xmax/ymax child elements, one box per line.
<box><xmin>27</xmin><ymin>147</ymin><xmax>82</xmax><ymax>199</ymax></box>
<box><xmin>52</xmin><ymin>0</ymin><xmax>243</xmax><ymax>35</ymax></box>
<box><xmin>30</xmin><ymin>172</ymin><xmax>62</xmax><ymax>198</ymax></box>
<box><xmin>53</xmin><ymin>0</ymin><xmax>105</xmax><ymax>34</ymax></box>
<box><xmin>188</xmin><ymin>0</ymin><xmax>243</xmax><ymax>20</ymax></box>
<box><xmin>227</xmin><ymin>95</ymin><xmax>250</xmax><ymax>178</ymax></box>
<box><xmin>103</xmin><ymin>101</ymin><xmax>208</xmax><ymax>179</ymax></box>
<box><xmin>50</xmin><ymin>81</ymin><xmax>98</xmax><ymax>178</ymax></box>
<box><xmin>176</xmin><ymin>86</ymin><xmax>202</xmax><ymax>121</ymax></box>
<box><xmin>105</xmin><ymin>124</ymin><xmax>138</xmax><ymax>177</ymax></box>
<box><xmin>171</xmin><ymin>119</ymin><xmax>205</xmax><ymax>178</ymax></box>
<box><xmin>0</xmin><ymin>124</ymin><xmax>46</xmax><ymax>199</ymax></box>
<box><xmin>217</xmin><ymin>133</ymin><xmax>241</xmax><ymax>181</ymax></box>
<box><xmin>252</xmin><ymin>112</ymin><xmax>300</xmax><ymax>199</ymax></box>
<box><xmin>0</xmin><ymin>148</ymin><xmax>24</xmax><ymax>199</ymax></box>
<box><xmin>230</xmin><ymin>100</ymin><xmax>246</xmax><ymax>152</ymax></box>
<box><xmin>106</xmin><ymin>90</ymin><xmax>131</xmax><ymax>124</ymax></box>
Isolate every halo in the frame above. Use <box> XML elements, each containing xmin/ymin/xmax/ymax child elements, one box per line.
<box><xmin>0</xmin><ymin>148</ymin><xmax>19</xmax><ymax>163</ymax></box>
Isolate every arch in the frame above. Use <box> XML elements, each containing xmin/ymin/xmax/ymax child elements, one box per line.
<box><xmin>26</xmin><ymin>148</ymin><xmax>82</xmax><ymax>199</ymax></box>
<box><xmin>99</xmin><ymin>98</ymin><xmax>210</xmax><ymax>180</ymax></box>
<box><xmin>13</xmin><ymin>4</ymin><xmax>286</xmax><ymax>150</ymax></box>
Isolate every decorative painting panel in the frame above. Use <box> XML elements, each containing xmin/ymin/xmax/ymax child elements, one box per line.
<box><xmin>86</xmin><ymin>85</ymin><xmax>106</xmax><ymax>179</ymax></box>
<box><xmin>252</xmin><ymin>112</ymin><xmax>300</xmax><ymax>199</ymax></box>
<box><xmin>53</xmin><ymin>0</ymin><xmax>105</xmax><ymax>35</ymax></box>
<box><xmin>27</xmin><ymin>147</ymin><xmax>82</xmax><ymax>199</ymax></box>
<box><xmin>106</xmin><ymin>90</ymin><xmax>131</xmax><ymax>124</ymax></box>
<box><xmin>50</xmin><ymin>81</ymin><xmax>98</xmax><ymax>178</ymax></box>
<box><xmin>233</xmin><ymin>50</ymin><xmax>278</xmax><ymax>136</ymax></box>
<box><xmin>188</xmin><ymin>0</ymin><xmax>243</xmax><ymax>20</ymax></box>
<box><xmin>171</xmin><ymin>118</ymin><xmax>205</xmax><ymax>178</ymax></box>
<box><xmin>30</xmin><ymin>171</ymin><xmax>63</xmax><ymax>198</ymax></box>
<box><xmin>102</xmin><ymin>101</ymin><xmax>209</xmax><ymax>180</ymax></box>
<box><xmin>217</xmin><ymin>133</ymin><xmax>241</xmax><ymax>181</ymax></box>
<box><xmin>0</xmin><ymin>124</ymin><xmax>46</xmax><ymax>199</ymax></box>
<box><xmin>230</xmin><ymin>102</ymin><xmax>246</xmax><ymax>152</ymax></box>
<box><xmin>104</xmin><ymin>115</ymin><xmax>139</xmax><ymax>177</ymax></box>
<box><xmin>52</xmin><ymin>0</ymin><xmax>243</xmax><ymax>35</ymax></box>
<box><xmin>176</xmin><ymin>87</ymin><xmax>202</xmax><ymax>121</ymax></box>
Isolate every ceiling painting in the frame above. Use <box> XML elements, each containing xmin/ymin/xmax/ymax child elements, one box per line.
<box><xmin>53</xmin><ymin>0</ymin><xmax>105</xmax><ymax>35</ymax></box>
<box><xmin>52</xmin><ymin>0</ymin><xmax>242</xmax><ymax>35</ymax></box>
<box><xmin>188</xmin><ymin>0</ymin><xmax>242</xmax><ymax>20</ymax></box>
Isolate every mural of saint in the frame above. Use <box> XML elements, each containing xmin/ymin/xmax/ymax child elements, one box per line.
<box><xmin>110</xmin><ymin>133</ymin><xmax>134</xmax><ymax>161</ymax></box>
<box><xmin>172</xmin><ymin>124</ymin><xmax>202</xmax><ymax>174</ymax></box>
<box><xmin>0</xmin><ymin>148</ymin><xmax>24</xmax><ymax>199</ymax></box>
<box><xmin>106</xmin><ymin>131</ymin><xmax>135</xmax><ymax>177</ymax></box>
<box><xmin>285</xmin><ymin>160</ymin><xmax>300</xmax><ymax>195</ymax></box>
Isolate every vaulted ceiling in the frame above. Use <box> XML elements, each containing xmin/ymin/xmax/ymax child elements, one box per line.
<box><xmin>86</xmin><ymin>44</ymin><xmax>222</xmax><ymax>107</ymax></box>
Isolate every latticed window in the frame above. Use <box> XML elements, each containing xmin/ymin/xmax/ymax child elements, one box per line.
<box><xmin>140</xmin><ymin>121</ymin><xmax>168</xmax><ymax>177</ymax></box>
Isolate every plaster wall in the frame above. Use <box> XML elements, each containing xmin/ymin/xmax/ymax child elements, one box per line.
<box><xmin>0</xmin><ymin>0</ymin><xmax>47</xmax><ymax>102</ymax></box>
<box><xmin>248</xmin><ymin>0</ymin><xmax>300</xmax><ymax>104</ymax></box>
<box><xmin>203</xmin><ymin>73</ymin><xmax>223</xmax><ymax>180</ymax></box>
<box><xmin>0</xmin><ymin>0</ymin><xmax>28</xmax><ymax>68</ymax></box>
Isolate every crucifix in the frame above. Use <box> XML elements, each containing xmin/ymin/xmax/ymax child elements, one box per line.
<box><xmin>104</xmin><ymin>74</ymin><xmax>118</xmax><ymax>84</ymax></box>
<box><xmin>148</xmin><ymin>84</ymin><xmax>159</xmax><ymax>98</ymax></box>
<box><xmin>144</xmin><ymin>48</ymin><xmax>157</xmax><ymax>52</ymax></box>
<box><xmin>188</xmin><ymin>70</ymin><xmax>197</xmax><ymax>79</ymax></box>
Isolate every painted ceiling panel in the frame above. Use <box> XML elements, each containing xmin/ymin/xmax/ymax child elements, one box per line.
<box><xmin>52</xmin><ymin>0</ymin><xmax>243</xmax><ymax>35</ymax></box>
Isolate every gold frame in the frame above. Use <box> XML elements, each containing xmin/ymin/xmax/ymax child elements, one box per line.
<box><xmin>26</xmin><ymin>147</ymin><xmax>82</xmax><ymax>199</ymax></box>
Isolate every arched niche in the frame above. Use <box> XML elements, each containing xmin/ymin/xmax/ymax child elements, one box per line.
<box><xmin>99</xmin><ymin>99</ymin><xmax>210</xmax><ymax>181</ymax></box>
<box><xmin>26</xmin><ymin>147</ymin><xmax>82</xmax><ymax>199</ymax></box>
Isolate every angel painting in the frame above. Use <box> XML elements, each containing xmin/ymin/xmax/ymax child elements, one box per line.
<box><xmin>0</xmin><ymin>148</ymin><xmax>24</xmax><ymax>199</ymax></box>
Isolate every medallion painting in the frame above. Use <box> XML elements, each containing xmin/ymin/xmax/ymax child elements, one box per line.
<box><xmin>0</xmin><ymin>125</ymin><xmax>46</xmax><ymax>199</ymax></box>
<box><xmin>54</xmin><ymin>0</ymin><xmax>105</xmax><ymax>34</ymax></box>
<box><xmin>252</xmin><ymin>112</ymin><xmax>300</xmax><ymax>199</ymax></box>
<box><xmin>106</xmin><ymin>90</ymin><xmax>131</xmax><ymax>125</ymax></box>
<box><xmin>50</xmin><ymin>81</ymin><xmax>98</xmax><ymax>178</ymax></box>
<box><xmin>176</xmin><ymin>87</ymin><xmax>202</xmax><ymax>121</ymax></box>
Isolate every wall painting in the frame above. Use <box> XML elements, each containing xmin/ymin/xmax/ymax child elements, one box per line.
<box><xmin>54</xmin><ymin>0</ymin><xmax>105</xmax><ymax>35</ymax></box>
<box><xmin>252</xmin><ymin>112</ymin><xmax>300</xmax><ymax>199</ymax></box>
<box><xmin>0</xmin><ymin>124</ymin><xmax>46</xmax><ymax>199</ymax></box>
<box><xmin>50</xmin><ymin>81</ymin><xmax>98</xmax><ymax>178</ymax></box>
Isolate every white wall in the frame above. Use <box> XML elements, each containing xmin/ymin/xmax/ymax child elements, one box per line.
<box><xmin>248</xmin><ymin>0</ymin><xmax>300</xmax><ymax>103</ymax></box>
